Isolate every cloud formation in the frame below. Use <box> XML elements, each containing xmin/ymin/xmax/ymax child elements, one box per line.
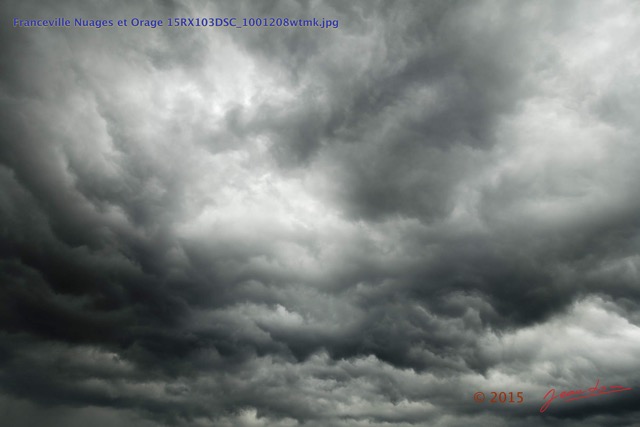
<box><xmin>1</xmin><ymin>0</ymin><xmax>640</xmax><ymax>425</ymax></box>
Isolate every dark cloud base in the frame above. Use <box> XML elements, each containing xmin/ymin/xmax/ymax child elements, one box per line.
<box><xmin>1</xmin><ymin>0</ymin><xmax>640</xmax><ymax>426</ymax></box>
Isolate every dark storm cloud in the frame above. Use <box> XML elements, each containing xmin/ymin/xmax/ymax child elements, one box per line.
<box><xmin>2</xmin><ymin>0</ymin><xmax>640</xmax><ymax>426</ymax></box>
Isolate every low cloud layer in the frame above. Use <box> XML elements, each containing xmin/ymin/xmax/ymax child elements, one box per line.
<box><xmin>1</xmin><ymin>0</ymin><xmax>640</xmax><ymax>426</ymax></box>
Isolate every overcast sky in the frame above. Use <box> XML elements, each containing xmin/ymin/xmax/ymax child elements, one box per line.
<box><xmin>1</xmin><ymin>0</ymin><xmax>640</xmax><ymax>426</ymax></box>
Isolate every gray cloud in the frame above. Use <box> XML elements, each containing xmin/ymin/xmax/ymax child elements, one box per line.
<box><xmin>2</xmin><ymin>0</ymin><xmax>640</xmax><ymax>426</ymax></box>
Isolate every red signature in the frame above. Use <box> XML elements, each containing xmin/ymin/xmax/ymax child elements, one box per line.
<box><xmin>540</xmin><ymin>379</ymin><xmax>632</xmax><ymax>413</ymax></box>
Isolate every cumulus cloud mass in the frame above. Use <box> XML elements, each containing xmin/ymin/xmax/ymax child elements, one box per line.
<box><xmin>1</xmin><ymin>0</ymin><xmax>640</xmax><ymax>426</ymax></box>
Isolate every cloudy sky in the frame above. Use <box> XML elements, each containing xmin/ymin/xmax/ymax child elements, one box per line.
<box><xmin>2</xmin><ymin>0</ymin><xmax>640</xmax><ymax>426</ymax></box>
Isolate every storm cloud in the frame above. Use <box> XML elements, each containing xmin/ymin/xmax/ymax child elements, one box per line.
<box><xmin>1</xmin><ymin>0</ymin><xmax>640</xmax><ymax>426</ymax></box>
